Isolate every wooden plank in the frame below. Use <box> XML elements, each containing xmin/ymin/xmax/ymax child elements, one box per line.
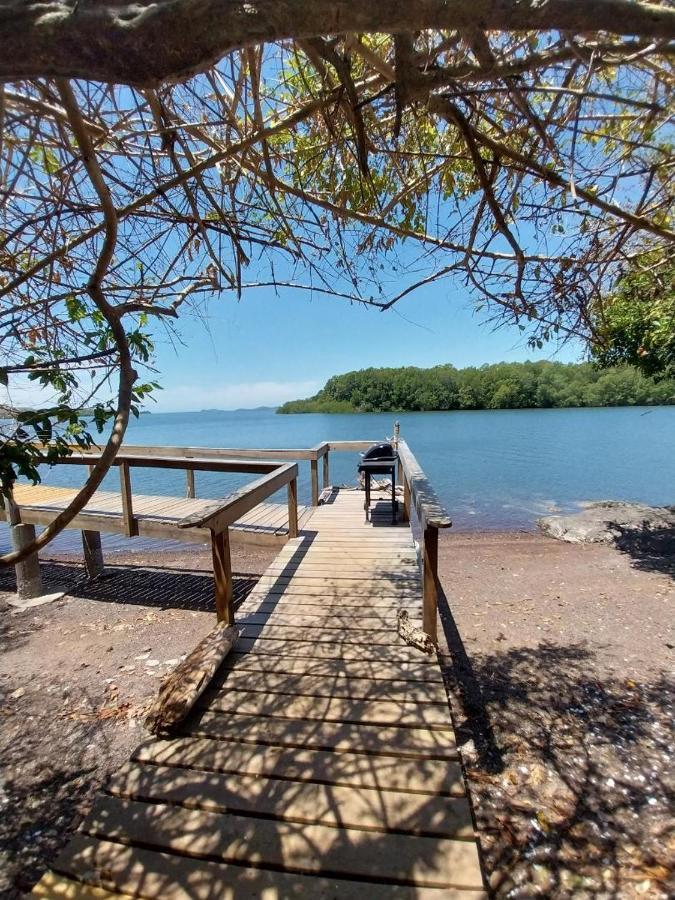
<box><xmin>222</xmin><ymin>652</ymin><xmax>443</xmax><ymax>683</ymax></box>
<box><xmin>81</xmin><ymin>530</ymin><xmax>104</xmax><ymax>577</ymax></box>
<box><xmin>238</xmin><ymin>595</ymin><xmax>423</xmax><ymax>612</ymax></box>
<box><xmin>287</xmin><ymin>478</ymin><xmax>298</xmax><ymax>538</ymax></box>
<box><xmin>106</xmin><ymin>761</ymin><xmax>474</xmax><ymax>837</ymax></box>
<box><xmin>236</xmin><ymin>611</ymin><xmax>421</xmax><ymax>630</ymax></box>
<box><xmin>210</xmin><ymin>528</ymin><xmax>233</xmax><ymax>624</ymax></box>
<box><xmin>32</xmin><ymin>870</ymin><xmax>135</xmax><ymax>899</ymax></box>
<box><xmin>119</xmin><ymin>461</ymin><xmax>137</xmax><ymax>537</ymax></box>
<box><xmin>80</xmin><ymin>796</ymin><xmax>483</xmax><ymax>888</ymax></box>
<box><xmin>310</xmin><ymin>457</ymin><xmax>319</xmax><ymax>506</ymax></box>
<box><xmin>423</xmin><ymin>525</ymin><xmax>439</xmax><ymax>645</ymax></box>
<box><xmin>186</xmin><ymin>710</ymin><xmax>457</xmax><ymax>760</ymax></box>
<box><xmin>209</xmin><ymin>670</ymin><xmax>447</xmax><ymax>704</ymax></box>
<box><xmin>234</xmin><ymin>636</ymin><xmax>435</xmax><ymax>662</ymax></box>
<box><xmin>53</xmin><ymin>836</ymin><xmax>484</xmax><ymax>899</ymax></box>
<box><xmin>177</xmin><ymin>463</ymin><xmax>298</xmax><ymax>531</ymax></box>
<box><xmin>243</xmin><ymin>585</ymin><xmax>421</xmax><ymax>603</ymax></box>
<box><xmin>397</xmin><ymin>441</ymin><xmax>452</xmax><ymax>530</ymax></box>
<box><xmin>133</xmin><ymin>736</ymin><xmax>464</xmax><ymax>795</ymax></box>
<box><xmin>198</xmin><ymin>689</ymin><xmax>453</xmax><ymax>730</ymax></box>
<box><xmin>237</xmin><ymin>623</ymin><xmax>410</xmax><ymax>646</ymax></box>
<box><xmin>89</xmin><ymin>442</ymin><xmax>320</xmax><ymax>460</ymax></box>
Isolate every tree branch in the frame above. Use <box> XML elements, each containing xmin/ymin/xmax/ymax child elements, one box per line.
<box><xmin>0</xmin><ymin>1</ymin><xmax>673</xmax><ymax>84</ymax></box>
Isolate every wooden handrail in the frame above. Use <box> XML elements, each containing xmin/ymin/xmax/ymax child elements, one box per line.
<box><xmin>397</xmin><ymin>441</ymin><xmax>452</xmax><ymax>530</ymax></box>
<box><xmin>177</xmin><ymin>463</ymin><xmax>299</xmax><ymax>532</ymax></box>
<box><xmin>174</xmin><ymin>461</ymin><xmax>299</xmax><ymax>625</ymax></box>
<box><xmin>51</xmin><ymin>452</ymin><xmax>280</xmax><ymax>475</ymax></box>
<box><xmin>397</xmin><ymin>440</ymin><xmax>451</xmax><ymax>646</ymax></box>
<box><xmin>50</xmin><ymin>442</ymin><xmax>326</xmax><ymax>461</ymax></box>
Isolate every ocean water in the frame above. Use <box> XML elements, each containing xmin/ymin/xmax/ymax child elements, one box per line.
<box><xmin>2</xmin><ymin>406</ymin><xmax>674</xmax><ymax>553</ymax></box>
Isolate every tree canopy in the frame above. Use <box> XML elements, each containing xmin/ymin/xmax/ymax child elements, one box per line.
<box><xmin>278</xmin><ymin>361</ymin><xmax>675</xmax><ymax>413</ymax></box>
<box><xmin>1</xmin><ymin>2</ymin><xmax>674</xmax><ymax>561</ymax></box>
<box><xmin>592</xmin><ymin>248</ymin><xmax>675</xmax><ymax>379</ymax></box>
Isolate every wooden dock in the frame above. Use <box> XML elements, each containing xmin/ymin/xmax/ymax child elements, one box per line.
<box><xmin>30</xmin><ymin>487</ymin><xmax>485</xmax><ymax>898</ymax></box>
<box><xmin>7</xmin><ymin>483</ymin><xmax>313</xmax><ymax>547</ymax></box>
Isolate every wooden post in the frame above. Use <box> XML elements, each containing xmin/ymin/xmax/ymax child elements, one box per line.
<box><xmin>119</xmin><ymin>461</ymin><xmax>137</xmax><ymax>537</ymax></box>
<box><xmin>287</xmin><ymin>478</ymin><xmax>298</xmax><ymax>538</ymax></box>
<box><xmin>185</xmin><ymin>468</ymin><xmax>195</xmax><ymax>498</ymax></box>
<box><xmin>422</xmin><ymin>525</ymin><xmax>439</xmax><ymax>645</ymax></box>
<box><xmin>211</xmin><ymin>527</ymin><xmax>233</xmax><ymax>624</ymax></box>
<box><xmin>322</xmin><ymin>450</ymin><xmax>330</xmax><ymax>489</ymax></box>
<box><xmin>310</xmin><ymin>458</ymin><xmax>319</xmax><ymax>507</ymax></box>
<box><xmin>81</xmin><ymin>530</ymin><xmax>104</xmax><ymax>577</ymax></box>
<box><xmin>10</xmin><ymin>523</ymin><xmax>43</xmax><ymax>600</ymax></box>
<box><xmin>402</xmin><ymin>474</ymin><xmax>411</xmax><ymax>523</ymax></box>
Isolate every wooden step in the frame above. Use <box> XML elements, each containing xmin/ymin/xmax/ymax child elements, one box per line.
<box><xmin>132</xmin><ymin>737</ymin><xmax>465</xmax><ymax>795</ymax></box>
<box><xmin>50</xmin><ymin>835</ymin><xmax>486</xmax><ymax>899</ymax></box>
<box><xmin>184</xmin><ymin>710</ymin><xmax>458</xmax><ymax>760</ymax></box>
<box><xmin>106</xmin><ymin>761</ymin><xmax>474</xmax><ymax>837</ymax></box>
<box><xmin>79</xmin><ymin>797</ymin><xmax>483</xmax><ymax>889</ymax></box>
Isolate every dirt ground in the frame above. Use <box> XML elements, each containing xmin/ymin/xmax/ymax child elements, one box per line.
<box><xmin>0</xmin><ymin>532</ymin><xmax>673</xmax><ymax>898</ymax></box>
<box><xmin>436</xmin><ymin>532</ymin><xmax>674</xmax><ymax>899</ymax></box>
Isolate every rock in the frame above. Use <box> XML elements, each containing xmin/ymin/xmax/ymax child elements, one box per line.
<box><xmin>538</xmin><ymin>501</ymin><xmax>675</xmax><ymax>545</ymax></box>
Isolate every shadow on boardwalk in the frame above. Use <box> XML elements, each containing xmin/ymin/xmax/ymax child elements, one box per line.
<box><xmin>437</xmin><ymin>586</ymin><xmax>673</xmax><ymax>898</ymax></box>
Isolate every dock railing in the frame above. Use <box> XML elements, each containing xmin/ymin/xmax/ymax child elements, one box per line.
<box><xmin>18</xmin><ymin>433</ymin><xmax>450</xmax><ymax>641</ymax></box>
<box><xmin>58</xmin><ymin>442</ymin><xmax>331</xmax><ymax>507</ymax></box>
<box><xmin>397</xmin><ymin>440</ymin><xmax>452</xmax><ymax>644</ymax></box>
<box><xmin>6</xmin><ymin>449</ymin><xmax>299</xmax><ymax>622</ymax></box>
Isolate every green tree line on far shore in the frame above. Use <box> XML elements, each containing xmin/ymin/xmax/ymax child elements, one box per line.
<box><xmin>277</xmin><ymin>361</ymin><xmax>675</xmax><ymax>414</ymax></box>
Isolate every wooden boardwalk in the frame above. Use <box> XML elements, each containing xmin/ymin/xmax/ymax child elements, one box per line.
<box><xmin>31</xmin><ymin>488</ymin><xmax>485</xmax><ymax>898</ymax></box>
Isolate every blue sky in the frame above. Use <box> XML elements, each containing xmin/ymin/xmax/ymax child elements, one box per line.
<box><xmin>149</xmin><ymin>277</ymin><xmax>584</xmax><ymax>412</ymax></box>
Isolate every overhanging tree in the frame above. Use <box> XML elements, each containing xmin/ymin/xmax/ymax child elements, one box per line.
<box><xmin>1</xmin><ymin>1</ymin><xmax>674</xmax><ymax>563</ymax></box>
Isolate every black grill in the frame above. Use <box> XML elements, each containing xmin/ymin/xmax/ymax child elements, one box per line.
<box><xmin>361</xmin><ymin>442</ymin><xmax>397</xmax><ymax>462</ymax></box>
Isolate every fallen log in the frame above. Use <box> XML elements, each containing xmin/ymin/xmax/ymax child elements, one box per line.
<box><xmin>397</xmin><ymin>609</ymin><xmax>434</xmax><ymax>654</ymax></box>
<box><xmin>145</xmin><ymin>622</ymin><xmax>240</xmax><ymax>734</ymax></box>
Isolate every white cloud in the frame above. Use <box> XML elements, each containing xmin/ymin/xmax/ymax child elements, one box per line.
<box><xmin>1</xmin><ymin>374</ymin><xmax>320</xmax><ymax>415</ymax></box>
<box><xmin>154</xmin><ymin>379</ymin><xmax>321</xmax><ymax>412</ymax></box>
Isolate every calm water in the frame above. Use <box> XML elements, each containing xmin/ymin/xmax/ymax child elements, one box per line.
<box><xmin>3</xmin><ymin>406</ymin><xmax>674</xmax><ymax>552</ymax></box>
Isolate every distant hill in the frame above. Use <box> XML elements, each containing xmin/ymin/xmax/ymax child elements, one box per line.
<box><xmin>277</xmin><ymin>361</ymin><xmax>675</xmax><ymax>413</ymax></box>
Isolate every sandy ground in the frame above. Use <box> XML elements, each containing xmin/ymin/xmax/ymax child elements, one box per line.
<box><xmin>0</xmin><ymin>532</ymin><xmax>673</xmax><ymax>898</ymax></box>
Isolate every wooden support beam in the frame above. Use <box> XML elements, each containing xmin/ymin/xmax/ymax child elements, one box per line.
<box><xmin>287</xmin><ymin>478</ymin><xmax>299</xmax><ymax>539</ymax></box>
<box><xmin>310</xmin><ymin>458</ymin><xmax>319</xmax><ymax>507</ymax></box>
<box><xmin>403</xmin><ymin>475</ymin><xmax>411</xmax><ymax>523</ymax></box>
<box><xmin>185</xmin><ymin>468</ymin><xmax>195</xmax><ymax>498</ymax></box>
<box><xmin>81</xmin><ymin>530</ymin><xmax>104</xmax><ymax>578</ymax></box>
<box><xmin>211</xmin><ymin>528</ymin><xmax>233</xmax><ymax>624</ymax></box>
<box><xmin>322</xmin><ymin>451</ymin><xmax>330</xmax><ymax>489</ymax></box>
<box><xmin>119</xmin><ymin>461</ymin><xmax>137</xmax><ymax>537</ymax></box>
<box><xmin>10</xmin><ymin>523</ymin><xmax>43</xmax><ymax>600</ymax></box>
<box><xmin>422</xmin><ymin>525</ymin><xmax>439</xmax><ymax>646</ymax></box>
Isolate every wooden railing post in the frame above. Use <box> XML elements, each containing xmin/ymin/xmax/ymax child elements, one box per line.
<box><xmin>310</xmin><ymin>458</ymin><xmax>319</xmax><ymax>506</ymax></box>
<box><xmin>119</xmin><ymin>461</ymin><xmax>138</xmax><ymax>537</ymax></box>
<box><xmin>287</xmin><ymin>477</ymin><xmax>299</xmax><ymax>538</ymax></box>
<box><xmin>211</xmin><ymin>527</ymin><xmax>233</xmax><ymax>624</ymax></box>
<box><xmin>402</xmin><ymin>474</ymin><xmax>411</xmax><ymax>523</ymax></box>
<box><xmin>322</xmin><ymin>450</ymin><xmax>330</xmax><ymax>489</ymax></box>
<box><xmin>422</xmin><ymin>525</ymin><xmax>439</xmax><ymax>645</ymax></box>
<box><xmin>185</xmin><ymin>468</ymin><xmax>195</xmax><ymax>498</ymax></box>
<box><xmin>82</xmin><ymin>530</ymin><xmax>104</xmax><ymax>577</ymax></box>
